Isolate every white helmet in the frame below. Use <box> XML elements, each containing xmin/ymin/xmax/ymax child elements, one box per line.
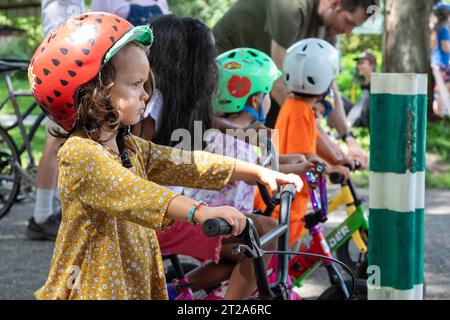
<box><xmin>283</xmin><ymin>38</ymin><xmax>339</xmax><ymax>95</ymax></box>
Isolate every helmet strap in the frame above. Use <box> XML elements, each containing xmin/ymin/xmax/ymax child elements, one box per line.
<box><xmin>242</xmin><ymin>93</ymin><xmax>267</xmax><ymax>125</ymax></box>
<box><xmin>116</xmin><ymin>126</ymin><xmax>133</xmax><ymax>168</ymax></box>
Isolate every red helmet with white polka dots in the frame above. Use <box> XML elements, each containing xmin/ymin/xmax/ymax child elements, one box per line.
<box><xmin>28</xmin><ymin>12</ymin><xmax>153</xmax><ymax>131</ymax></box>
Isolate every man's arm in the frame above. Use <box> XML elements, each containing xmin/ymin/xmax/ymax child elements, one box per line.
<box><xmin>328</xmin><ymin>80</ymin><xmax>349</xmax><ymax>136</ymax></box>
<box><xmin>328</xmin><ymin>81</ymin><xmax>369</xmax><ymax>169</ymax></box>
<box><xmin>270</xmin><ymin>40</ymin><xmax>288</xmax><ymax>106</ymax></box>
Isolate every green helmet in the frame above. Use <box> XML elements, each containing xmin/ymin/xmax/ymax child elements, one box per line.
<box><xmin>214</xmin><ymin>48</ymin><xmax>282</xmax><ymax>114</ymax></box>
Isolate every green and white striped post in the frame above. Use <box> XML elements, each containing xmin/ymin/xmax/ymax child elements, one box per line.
<box><xmin>368</xmin><ymin>73</ymin><xmax>427</xmax><ymax>300</ymax></box>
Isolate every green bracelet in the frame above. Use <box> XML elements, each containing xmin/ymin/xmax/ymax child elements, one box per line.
<box><xmin>188</xmin><ymin>206</ymin><xmax>197</xmax><ymax>225</ymax></box>
<box><xmin>188</xmin><ymin>201</ymin><xmax>208</xmax><ymax>225</ymax></box>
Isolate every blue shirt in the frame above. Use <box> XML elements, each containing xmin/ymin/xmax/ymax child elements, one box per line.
<box><xmin>432</xmin><ymin>26</ymin><xmax>450</xmax><ymax>66</ymax></box>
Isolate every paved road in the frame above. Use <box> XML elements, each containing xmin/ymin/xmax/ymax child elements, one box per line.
<box><xmin>0</xmin><ymin>188</ymin><xmax>449</xmax><ymax>300</ymax></box>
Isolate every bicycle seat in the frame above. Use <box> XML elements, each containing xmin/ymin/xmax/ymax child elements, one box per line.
<box><xmin>0</xmin><ymin>59</ymin><xmax>29</xmax><ymax>73</ymax></box>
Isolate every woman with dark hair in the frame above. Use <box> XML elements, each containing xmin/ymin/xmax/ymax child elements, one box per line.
<box><xmin>135</xmin><ymin>15</ymin><xmax>216</xmax><ymax>149</ymax></box>
<box><xmin>133</xmin><ymin>14</ymin><xmax>290</xmax><ymax>300</ymax></box>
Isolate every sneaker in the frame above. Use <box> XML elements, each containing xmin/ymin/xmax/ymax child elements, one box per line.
<box><xmin>26</xmin><ymin>213</ymin><xmax>61</xmax><ymax>241</ymax></box>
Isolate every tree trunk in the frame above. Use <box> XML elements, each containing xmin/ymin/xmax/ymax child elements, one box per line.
<box><xmin>383</xmin><ymin>0</ymin><xmax>434</xmax><ymax>115</ymax></box>
<box><xmin>383</xmin><ymin>0</ymin><xmax>432</xmax><ymax>73</ymax></box>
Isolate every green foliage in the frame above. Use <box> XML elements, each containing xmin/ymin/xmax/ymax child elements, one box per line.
<box><xmin>336</xmin><ymin>50</ymin><xmax>383</xmax><ymax>102</ymax></box>
<box><xmin>339</xmin><ymin>34</ymin><xmax>382</xmax><ymax>55</ymax></box>
<box><xmin>0</xmin><ymin>75</ymin><xmax>45</xmax><ymax>164</ymax></box>
<box><xmin>168</xmin><ymin>0</ymin><xmax>237</xmax><ymax>27</ymax></box>
<box><xmin>0</xmin><ymin>14</ymin><xmax>43</xmax><ymax>58</ymax></box>
<box><xmin>335</xmin><ymin>32</ymin><xmax>382</xmax><ymax>102</ymax></box>
<box><xmin>427</xmin><ymin>119</ymin><xmax>450</xmax><ymax>162</ymax></box>
<box><xmin>7</xmin><ymin>125</ymin><xmax>46</xmax><ymax>165</ymax></box>
<box><xmin>426</xmin><ymin>172</ymin><xmax>450</xmax><ymax>189</ymax></box>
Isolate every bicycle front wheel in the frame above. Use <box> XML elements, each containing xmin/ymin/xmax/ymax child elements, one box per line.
<box><xmin>336</xmin><ymin>229</ymin><xmax>368</xmax><ymax>278</ymax></box>
<box><xmin>0</xmin><ymin>126</ymin><xmax>21</xmax><ymax>220</ymax></box>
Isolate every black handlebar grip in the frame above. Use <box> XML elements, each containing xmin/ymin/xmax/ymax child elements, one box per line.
<box><xmin>203</xmin><ymin>218</ymin><xmax>232</xmax><ymax>237</ymax></box>
<box><xmin>344</xmin><ymin>161</ymin><xmax>362</xmax><ymax>171</ymax></box>
<box><xmin>257</xmin><ymin>182</ymin><xmax>273</xmax><ymax>206</ymax></box>
<box><xmin>330</xmin><ymin>172</ymin><xmax>344</xmax><ymax>184</ymax></box>
<box><xmin>282</xmin><ymin>184</ymin><xmax>297</xmax><ymax>198</ymax></box>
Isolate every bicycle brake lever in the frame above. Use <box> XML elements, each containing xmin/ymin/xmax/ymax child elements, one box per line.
<box><xmin>232</xmin><ymin>244</ymin><xmax>265</xmax><ymax>259</ymax></box>
<box><xmin>232</xmin><ymin>244</ymin><xmax>252</xmax><ymax>255</ymax></box>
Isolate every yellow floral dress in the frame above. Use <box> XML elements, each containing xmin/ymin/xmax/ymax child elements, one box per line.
<box><xmin>34</xmin><ymin>135</ymin><xmax>235</xmax><ymax>300</ymax></box>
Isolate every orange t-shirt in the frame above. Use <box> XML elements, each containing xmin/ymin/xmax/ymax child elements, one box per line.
<box><xmin>254</xmin><ymin>97</ymin><xmax>318</xmax><ymax>245</ymax></box>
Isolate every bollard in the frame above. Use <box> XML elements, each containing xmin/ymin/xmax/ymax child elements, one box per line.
<box><xmin>368</xmin><ymin>73</ymin><xmax>427</xmax><ymax>300</ymax></box>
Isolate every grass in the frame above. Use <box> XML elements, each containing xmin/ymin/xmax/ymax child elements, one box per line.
<box><xmin>426</xmin><ymin>172</ymin><xmax>450</xmax><ymax>189</ymax></box>
<box><xmin>425</xmin><ymin>119</ymin><xmax>450</xmax><ymax>189</ymax></box>
<box><xmin>0</xmin><ymin>75</ymin><xmax>46</xmax><ymax>165</ymax></box>
<box><xmin>7</xmin><ymin>125</ymin><xmax>47</xmax><ymax>165</ymax></box>
<box><xmin>0</xmin><ymin>75</ymin><xmax>37</xmax><ymax>116</ymax></box>
<box><xmin>427</xmin><ymin>118</ymin><xmax>450</xmax><ymax>162</ymax></box>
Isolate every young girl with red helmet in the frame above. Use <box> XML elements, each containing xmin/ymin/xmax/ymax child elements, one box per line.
<box><xmin>28</xmin><ymin>12</ymin><xmax>302</xmax><ymax>300</ymax></box>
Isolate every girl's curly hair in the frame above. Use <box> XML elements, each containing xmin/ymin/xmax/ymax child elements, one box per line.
<box><xmin>51</xmin><ymin>41</ymin><xmax>155</xmax><ymax>143</ymax></box>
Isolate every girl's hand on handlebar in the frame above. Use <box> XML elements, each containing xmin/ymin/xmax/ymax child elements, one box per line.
<box><xmin>325</xmin><ymin>165</ymin><xmax>350</xmax><ymax>181</ymax></box>
<box><xmin>243</xmin><ymin>121</ymin><xmax>273</xmax><ymax>144</ymax></box>
<box><xmin>257</xmin><ymin>167</ymin><xmax>303</xmax><ymax>194</ymax></box>
<box><xmin>336</xmin><ymin>156</ymin><xmax>356</xmax><ymax>171</ymax></box>
<box><xmin>195</xmin><ymin>206</ymin><xmax>247</xmax><ymax>237</ymax></box>
<box><xmin>293</xmin><ymin>161</ymin><xmax>316</xmax><ymax>175</ymax></box>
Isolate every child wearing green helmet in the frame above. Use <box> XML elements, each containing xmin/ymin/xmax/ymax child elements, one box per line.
<box><xmin>180</xmin><ymin>47</ymin><xmax>312</xmax><ymax>299</ymax></box>
<box><xmin>213</xmin><ymin>48</ymin><xmax>281</xmax><ymax>125</ymax></box>
<box><xmin>213</xmin><ymin>48</ymin><xmax>316</xmax><ymax>175</ymax></box>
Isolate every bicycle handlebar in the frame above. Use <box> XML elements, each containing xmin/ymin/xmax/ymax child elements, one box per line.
<box><xmin>203</xmin><ymin>184</ymin><xmax>297</xmax><ymax>237</ymax></box>
<box><xmin>330</xmin><ymin>161</ymin><xmax>362</xmax><ymax>185</ymax></box>
<box><xmin>281</xmin><ymin>183</ymin><xmax>297</xmax><ymax>198</ymax></box>
<box><xmin>203</xmin><ymin>218</ymin><xmax>234</xmax><ymax>237</ymax></box>
<box><xmin>257</xmin><ymin>181</ymin><xmax>273</xmax><ymax>207</ymax></box>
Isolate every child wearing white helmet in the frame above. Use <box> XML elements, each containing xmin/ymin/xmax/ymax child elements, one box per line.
<box><xmin>255</xmin><ymin>38</ymin><xmax>351</xmax><ymax>246</ymax></box>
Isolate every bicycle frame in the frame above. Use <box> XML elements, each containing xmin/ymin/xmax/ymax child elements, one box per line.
<box><xmin>327</xmin><ymin>179</ymin><xmax>369</xmax><ymax>254</ymax></box>
<box><xmin>0</xmin><ymin>66</ymin><xmax>46</xmax><ymax>206</ymax></box>
<box><xmin>198</xmin><ymin>184</ymin><xmax>300</xmax><ymax>300</ymax></box>
<box><xmin>292</xmin><ymin>174</ymin><xmax>368</xmax><ymax>288</ymax></box>
<box><xmin>166</xmin><ymin>254</ymin><xmax>297</xmax><ymax>300</ymax></box>
<box><xmin>0</xmin><ymin>70</ymin><xmax>44</xmax><ymax>164</ymax></box>
<box><xmin>289</xmin><ymin>170</ymin><xmax>351</xmax><ymax>298</ymax></box>
<box><xmin>165</xmin><ymin>254</ymin><xmax>225</xmax><ymax>300</ymax></box>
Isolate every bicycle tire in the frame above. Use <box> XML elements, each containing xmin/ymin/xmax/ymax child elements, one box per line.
<box><xmin>165</xmin><ymin>261</ymin><xmax>223</xmax><ymax>295</ymax></box>
<box><xmin>318</xmin><ymin>279</ymin><xmax>367</xmax><ymax>300</ymax></box>
<box><xmin>165</xmin><ymin>262</ymin><xmax>199</xmax><ymax>283</ymax></box>
<box><xmin>335</xmin><ymin>230</ymin><xmax>368</xmax><ymax>278</ymax></box>
<box><xmin>355</xmin><ymin>256</ymin><xmax>427</xmax><ymax>299</ymax></box>
<box><xmin>0</xmin><ymin>126</ymin><xmax>21</xmax><ymax>220</ymax></box>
